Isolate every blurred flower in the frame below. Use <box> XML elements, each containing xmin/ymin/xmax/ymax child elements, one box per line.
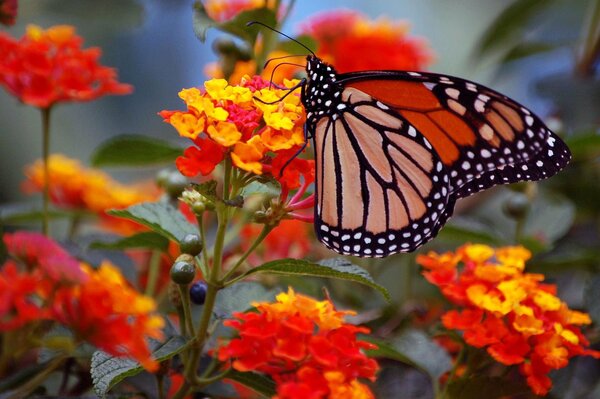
<box><xmin>218</xmin><ymin>288</ymin><xmax>378</xmax><ymax>399</ymax></box>
<box><xmin>0</xmin><ymin>24</ymin><xmax>131</xmax><ymax>108</ymax></box>
<box><xmin>203</xmin><ymin>0</ymin><xmax>277</xmax><ymax>22</ymax></box>
<box><xmin>417</xmin><ymin>244</ymin><xmax>600</xmax><ymax>396</ymax></box>
<box><xmin>241</xmin><ymin>219</ymin><xmax>312</xmax><ymax>264</ymax></box>
<box><xmin>160</xmin><ymin>76</ymin><xmax>307</xmax><ymax>181</ymax></box>
<box><xmin>300</xmin><ymin>10</ymin><xmax>433</xmax><ymax>73</ymax></box>
<box><xmin>0</xmin><ymin>0</ymin><xmax>17</xmax><ymax>26</ymax></box>
<box><xmin>53</xmin><ymin>261</ymin><xmax>164</xmax><ymax>371</ymax></box>
<box><xmin>23</xmin><ymin>154</ymin><xmax>159</xmax><ymax>233</ymax></box>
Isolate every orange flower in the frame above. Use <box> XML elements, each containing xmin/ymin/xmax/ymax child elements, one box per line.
<box><xmin>203</xmin><ymin>0</ymin><xmax>278</xmax><ymax>22</ymax></box>
<box><xmin>160</xmin><ymin>76</ymin><xmax>307</xmax><ymax>181</ymax></box>
<box><xmin>53</xmin><ymin>261</ymin><xmax>164</xmax><ymax>371</ymax></box>
<box><xmin>23</xmin><ymin>154</ymin><xmax>159</xmax><ymax>234</ymax></box>
<box><xmin>218</xmin><ymin>288</ymin><xmax>378</xmax><ymax>398</ymax></box>
<box><xmin>418</xmin><ymin>244</ymin><xmax>600</xmax><ymax>396</ymax></box>
<box><xmin>300</xmin><ymin>10</ymin><xmax>433</xmax><ymax>73</ymax></box>
<box><xmin>0</xmin><ymin>24</ymin><xmax>131</xmax><ymax>108</ymax></box>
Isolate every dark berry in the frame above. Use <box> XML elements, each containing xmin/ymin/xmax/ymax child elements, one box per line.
<box><xmin>180</xmin><ymin>234</ymin><xmax>203</xmax><ymax>256</ymax></box>
<box><xmin>189</xmin><ymin>281</ymin><xmax>208</xmax><ymax>305</ymax></box>
<box><xmin>170</xmin><ymin>260</ymin><xmax>195</xmax><ymax>285</ymax></box>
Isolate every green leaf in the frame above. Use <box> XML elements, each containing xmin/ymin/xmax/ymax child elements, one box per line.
<box><xmin>500</xmin><ymin>41</ymin><xmax>557</xmax><ymax>63</ymax></box>
<box><xmin>364</xmin><ymin>338</ymin><xmax>419</xmax><ymax>368</ymax></box>
<box><xmin>89</xmin><ymin>232</ymin><xmax>170</xmax><ymax>251</ymax></box>
<box><xmin>192</xmin><ymin>1</ymin><xmax>217</xmax><ymax>42</ymax></box>
<box><xmin>437</xmin><ymin>219</ymin><xmax>502</xmax><ymax>245</ymax></box>
<box><xmin>91</xmin><ymin>135</ymin><xmax>183</xmax><ymax>167</ymax></box>
<box><xmin>214</xmin><ymin>282</ymin><xmax>271</xmax><ymax>319</ymax></box>
<box><xmin>585</xmin><ymin>275</ymin><xmax>600</xmax><ymax>324</ymax></box>
<box><xmin>276</xmin><ymin>35</ymin><xmax>318</xmax><ymax>56</ymax></box>
<box><xmin>476</xmin><ymin>0</ymin><xmax>554</xmax><ymax>56</ymax></box>
<box><xmin>0</xmin><ymin>206</ymin><xmax>90</xmax><ymax>224</ymax></box>
<box><xmin>108</xmin><ymin>201</ymin><xmax>197</xmax><ymax>243</ymax></box>
<box><xmin>244</xmin><ymin>258</ymin><xmax>390</xmax><ymax>302</ymax></box>
<box><xmin>389</xmin><ymin>329</ymin><xmax>452</xmax><ymax>381</ymax></box>
<box><xmin>240</xmin><ymin>178</ymin><xmax>281</xmax><ymax>200</ymax></box>
<box><xmin>91</xmin><ymin>335</ymin><xmax>187</xmax><ymax>398</ymax></box>
<box><xmin>226</xmin><ymin>370</ymin><xmax>276</xmax><ymax>398</ymax></box>
<box><xmin>446</xmin><ymin>376</ymin><xmax>529</xmax><ymax>399</ymax></box>
<box><xmin>566</xmin><ymin>132</ymin><xmax>600</xmax><ymax>160</ymax></box>
<box><xmin>220</xmin><ymin>8</ymin><xmax>278</xmax><ymax>46</ymax></box>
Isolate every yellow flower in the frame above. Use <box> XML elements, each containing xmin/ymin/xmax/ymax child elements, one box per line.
<box><xmin>169</xmin><ymin>112</ymin><xmax>206</xmax><ymax>139</ymax></box>
<box><xmin>463</xmin><ymin>244</ymin><xmax>495</xmax><ymax>263</ymax></box>
<box><xmin>231</xmin><ymin>135</ymin><xmax>265</xmax><ymax>174</ymax></box>
<box><xmin>206</xmin><ymin>121</ymin><xmax>242</xmax><ymax>147</ymax></box>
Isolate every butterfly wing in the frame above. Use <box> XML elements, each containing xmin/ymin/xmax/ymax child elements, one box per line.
<box><xmin>312</xmin><ymin>86</ymin><xmax>453</xmax><ymax>257</ymax></box>
<box><xmin>339</xmin><ymin>70</ymin><xmax>571</xmax><ymax>198</ymax></box>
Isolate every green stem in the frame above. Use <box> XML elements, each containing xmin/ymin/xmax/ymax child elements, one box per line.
<box><xmin>221</xmin><ymin>224</ymin><xmax>274</xmax><ymax>285</ymax></box>
<box><xmin>178</xmin><ymin>284</ymin><xmax>196</xmax><ymax>337</ymax></box>
<box><xmin>8</xmin><ymin>354</ymin><xmax>67</xmax><ymax>399</ymax></box>
<box><xmin>145</xmin><ymin>251</ymin><xmax>163</xmax><ymax>297</ymax></box>
<box><xmin>157</xmin><ymin>373</ymin><xmax>165</xmax><ymax>399</ymax></box>
<box><xmin>197</xmin><ymin>214</ymin><xmax>210</xmax><ymax>277</ymax></box>
<box><xmin>41</xmin><ymin>107</ymin><xmax>52</xmax><ymax>237</ymax></box>
<box><xmin>515</xmin><ymin>217</ymin><xmax>524</xmax><ymax>243</ymax></box>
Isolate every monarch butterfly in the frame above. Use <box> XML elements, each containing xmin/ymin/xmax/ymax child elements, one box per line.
<box><xmin>251</xmin><ymin>23</ymin><xmax>571</xmax><ymax>258</ymax></box>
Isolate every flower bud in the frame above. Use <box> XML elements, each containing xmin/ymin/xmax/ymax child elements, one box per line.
<box><xmin>503</xmin><ymin>193</ymin><xmax>530</xmax><ymax>220</ymax></box>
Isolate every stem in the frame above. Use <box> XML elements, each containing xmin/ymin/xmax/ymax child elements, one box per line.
<box><xmin>178</xmin><ymin>284</ymin><xmax>196</xmax><ymax>337</ymax></box>
<box><xmin>145</xmin><ymin>251</ymin><xmax>163</xmax><ymax>297</ymax></box>
<box><xmin>8</xmin><ymin>354</ymin><xmax>67</xmax><ymax>399</ymax></box>
<box><xmin>197</xmin><ymin>214</ymin><xmax>210</xmax><ymax>276</ymax></box>
<box><xmin>221</xmin><ymin>224</ymin><xmax>274</xmax><ymax>285</ymax></box>
<box><xmin>577</xmin><ymin>0</ymin><xmax>600</xmax><ymax>76</ymax></box>
<box><xmin>41</xmin><ymin>107</ymin><xmax>52</xmax><ymax>236</ymax></box>
<box><xmin>157</xmin><ymin>373</ymin><xmax>165</xmax><ymax>399</ymax></box>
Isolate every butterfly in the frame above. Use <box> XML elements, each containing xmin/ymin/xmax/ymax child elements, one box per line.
<box><xmin>300</xmin><ymin>55</ymin><xmax>571</xmax><ymax>258</ymax></box>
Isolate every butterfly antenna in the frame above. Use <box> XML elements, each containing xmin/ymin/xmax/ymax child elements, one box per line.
<box><xmin>247</xmin><ymin>21</ymin><xmax>315</xmax><ymax>56</ymax></box>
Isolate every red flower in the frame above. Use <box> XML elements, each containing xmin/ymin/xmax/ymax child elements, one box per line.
<box><xmin>175</xmin><ymin>136</ymin><xmax>226</xmax><ymax>177</ymax></box>
<box><xmin>0</xmin><ymin>0</ymin><xmax>17</xmax><ymax>26</ymax></box>
<box><xmin>300</xmin><ymin>10</ymin><xmax>434</xmax><ymax>73</ymax></box>
<box><xmin>0</xmin><ymin>24</ymin><xmax>132</xmax><ymax>108</ymax></box>
<box><xmin>218</xmin><ymin>289</ymin><xmax>378</xmax><ymax>398</ymax></box>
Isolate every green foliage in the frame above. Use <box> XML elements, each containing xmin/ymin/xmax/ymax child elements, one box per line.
<box><xmin>108</xmin><ymin>200</ymin><xmax>197</xmax><ymax>243</ymax></box>
<box><xmin>90</xmin><ymin>231</ymin><xmax>170</xmax><ymax>251</ymax></box>
<box><xmin>91</xmin><ymin>135</ymin><xmax>183</xmax><ymax>167</ymax></box>
<box><xmin>226</xmin><ymin>370</ymin><xmax>277</xmax><ymax>398</ymax></box>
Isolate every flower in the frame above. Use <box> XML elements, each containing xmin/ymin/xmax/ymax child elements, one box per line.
<box><xmin>0</xmin><ymin>0</ymin><xmax>17</xmax><ymax>26</ymax></box>
<box><xmin>203</xmin><ymin>0</ymin><xmax>278</xmax><ymax>22</ymax></box>
<box><xmin>300</xmin><ymin>10</ymin><xmax>434</xmax><ymax>73</ymax></box>
<box><xmin>218</xmin><ymin>288</ymin><xmax>378</xmax><ymax>399</ymax></box>
<box><xmin>160</xmin><ymin>76</ymin><xmax>306</xmax><ymax>179</ymax></box>
<box><xmin>0</xmin><ymin>24</ymin><xmax>132</xmax><ymax>108</ymax></box>
<box><xmin>23</xmin><ymin>154</ymin><xmax>159</xmax><ymax>233</ymax></box>
<box><xmin>417</xmin><ymin>244</ymin><xmax>600</xmax><ymax>396</ymax></box>
<box><xmin>52</xmin><ymin>261</ymin><xmax>164</xmax><ymax>371</ymax></box>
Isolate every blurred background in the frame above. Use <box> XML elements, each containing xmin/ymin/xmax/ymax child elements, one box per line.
<box><xmin>0</xmin><ymin>0</ymin><xmax>587</xmax><ymax>204</ymax></box>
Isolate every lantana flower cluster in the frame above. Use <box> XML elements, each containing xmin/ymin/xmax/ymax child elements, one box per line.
<box><xmin>1</xmin><ymin>231</ymin><xmax>164</xmax><ymax>370</ymax></box>
<box><xmin>23</xmin><ymin>154</ymin><xmax>159</xmax><ymax>233</ymax></box>
<box><xmin>0</xmin><ymin>24</ymin><xmax>131</xmax><ymax>108</ymax></box>
<box><xmin>417</xmin><ymin>244</ymin><xmax>600</xmax><ymax>396</ymax></box>
<box><xmin>160</xmin><ymin>77</ymin><xmax>311</xmax><ymax>189</ymax></box>
<box><xmin>300</xmin><ymin>10</ymin><xmax>433</xmax><ymax>73</ymax></box>
<box><xmin>203</xmin><ymin>0</ymin><xmax>278</xmax><ymax>23</ymax></box>
<box><xmin>218</xmin><ymin>288</ymin><xmax>378</xmax><ymax>399</ymax></box>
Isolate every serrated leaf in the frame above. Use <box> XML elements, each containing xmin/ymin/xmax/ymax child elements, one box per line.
<box><xmin>476</xmin><ymin>0</ymin><xmax>553</xmax><ymax>56</ymax></box>
<box><xmin>244</xmin><ymin>258</ymin><xmax>390</xmax><ymax>302</ymax></box>
<box><xmin>192</xmin><ymin>1</ymin><xmax>217</xmax><ymax>42</ymax></box>
<box><xmin>91</xmin><ymin>135</ymin><xmax>183</xmax><ymax>167</ymax></box>
<box><xmin>226</xmin><ymin>370</ymin><xmax>276</xmax><ymax>398</ymax></box>
<box><xmin>91</xmin><ymin>335</ymin><xmax>187</xmax><ymax>398</ymax></box>
<box><xmin>447</xmin><ymin>376</ymin><xmax>529</xmax><ymax>399</ymax></box>
<box><xmin>220</xmin><ymin>8</ymin><xmax>277</xmax><ymax>45</ymax></box>
<box><xmin>108</xmin><ymin>201</ymin><xmax>197</xmax><ymax>243</ymax></box>
<box><xmin>89</xmin><ymin>232</ymin><xmax>170</xmax><ymax>251</ymax></box>
<box><xmin>585</xmin><ymin>275</ymin><xmax>600</xmax><ymax>324</ymax></box>
<box><xmin>390</xmin><ymin>329</ymin><xmax>452</xmax><ymax>381</ymax></box>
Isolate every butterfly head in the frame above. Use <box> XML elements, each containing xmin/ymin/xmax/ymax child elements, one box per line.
<box><xmin>303</xmin><ymin>56</ymin><xmax>343</xmax><ymax>116</ymax></box>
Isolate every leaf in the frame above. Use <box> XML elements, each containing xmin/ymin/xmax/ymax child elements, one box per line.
<box><xmin>500</xmin><ymin>41</ymin><xmax>558</xmax><ymax>63</ymax></box>
<box><xmin>91</xmin><ymin>135</ymin><xmax>183</xmax><ymax>167</ymax></box>
<box><xmin>0</xmin><ymin>205</ymin><xmax>89</xmax><ymax>224</ymax></box>
<box><xmin>364</xmin><ymin>338</ymin><xmax>418</xmax><ymax>368</ymax></box>
<box><xmin>476</xmin><ymin>0</ymin><xmax>554</xmax><ymax>56</ymax></box>
<box><xmin>276</xmin><ymin>35</ymin><xmax>318</xmax><ymax>56</ymax></box>
<box><xmin>585</xmin><ymin>275</ymin><xmax>600</xmax><ymax>324</ymax></box>
<box><xmin>389</xmin><ymin>329</ymin><xmax>452</xmax><ymax>381</ymax></box>
<box><xmin>240</xmin><ymin>178</ymin><xmax>281</xmax><ymax>199</ymax></box>
<box><xmin>566</xmin><ymin>132</ymin><xmax>600</xmax><ymax>160</ymax></box>
<box><xmin>192</xmin><ymin>1</ymin><xmax>218</xmax><ymax>42</ymax></box>
<box><xmin>220</xmin><ymin>8</ymin><xmax>278</xmax><ymax>46</ymax></box>
<box><xmin>437</xmin><ymin>218</ymin><xmax>502</xmax><ymax>245</ymax></box>
<box><xmin>446</xmin><ymin>376</ymin><xmax>529</xmax><ymax>399</ymax></box>
<box><xmin>214</xmin><ymin>282</ymin><xmax>271</xmax><ymax>319</ymax></box>
<box><xmin>226</xmin><ymin>370</ymin><xmax>277</xmax><ymax>398</ymax></box>
<box><xmin>244</xmin><ymin>258</ymin><xmax>390</xmax><ymax>302</ymax></box>
<box><xmin>91</xmin><ymin>335</ymin><xmax>187</xmax><ymax>398</ymax></box>
<box><xmin>108</xmin><ymin>201</ymin><xmax>197</xmax><ymax>243</ymax></box>
<box><xmin>89</xmin><ymin>232</ymin><xmax>170</xmax><ymax>252</ymax></box>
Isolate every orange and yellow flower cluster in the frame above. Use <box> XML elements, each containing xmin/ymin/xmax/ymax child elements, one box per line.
<box><xmin>218</xmin><ymin>288</ymin><xmax>378</xmax><ymax>399</ymax></box>
<box><xmin>418</xmin><ymin>244</ymin><xmax>600</xmax><ymax>396</ymax></box>
<box><xmin>203</xmin><ymin>0</ymin><xmax>278</xmax><ymax>22</ymax></box>
<box><xmin>1</xmin><ymin>231</ymin><xmax>164</xmax><ymax>370</ymax></box>
<box><xmin>23</xmin><ymin>154</ymin><xmax>158</xmax><ymax>232</ymax></box>
<box><xmin>160</xmin><ymin>76</ymin><xmax>311</xmax><ymax>188</ymax></box>
<box><xmin>0</xmin><ymin>24</ymin><xmax>131</xmax><ymax>108</ymax></box>
<box><xmin>300</xmin><ymin>10</ymin><xmax>433</xmax><ymax>73</ymax></box>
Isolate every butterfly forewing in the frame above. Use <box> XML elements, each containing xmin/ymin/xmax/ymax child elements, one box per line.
<box><xmin>302</xmin><ymin>56</ymin><xmax>571</xmax><ymax>258</ymax></box>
